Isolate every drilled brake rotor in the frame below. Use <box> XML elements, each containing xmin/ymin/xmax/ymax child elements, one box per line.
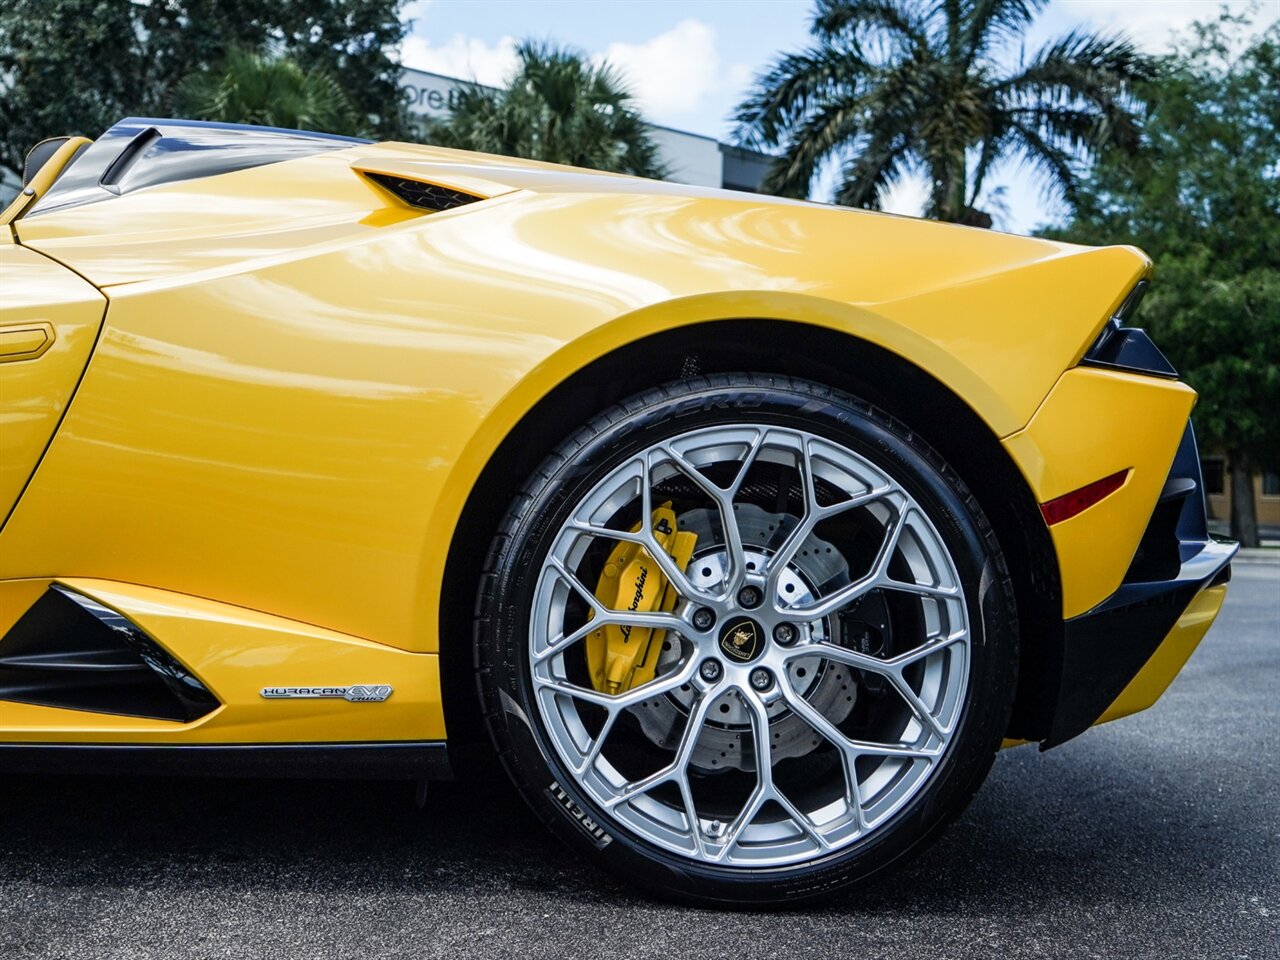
<box><xmin>631</xmin><ymin>504</ymin><xmax>857</xmax><ymax>772</ymax></box>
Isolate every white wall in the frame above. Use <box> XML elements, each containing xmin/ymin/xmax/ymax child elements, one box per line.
<box><xmin>399</xmin><ymin>67</ymin><xmax>750</xmax><ymax>190</ymax></box>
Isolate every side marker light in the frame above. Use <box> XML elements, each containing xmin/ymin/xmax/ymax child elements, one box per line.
<box><xmin>1040</xmin><ymin>469</ymin><xmax>1130</xmax><ymax>525</ymax></box>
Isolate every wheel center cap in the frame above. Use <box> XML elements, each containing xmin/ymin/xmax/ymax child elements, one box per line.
<box><xmin>718</xmin><ymin>616</ymin><xmax>765</xmax><ymax>663</ymax></box>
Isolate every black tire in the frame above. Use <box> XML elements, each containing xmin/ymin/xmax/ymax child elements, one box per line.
<box><xmin>475</xmin><ymin>374</ymin><xmax>1017</xmax><ymax>907</ymax></box>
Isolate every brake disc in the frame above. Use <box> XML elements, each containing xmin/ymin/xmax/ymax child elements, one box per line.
<box><xmin>632</xmin><ymin>504</ymin><xmax>857</xmax><ymax>772</ymax></box>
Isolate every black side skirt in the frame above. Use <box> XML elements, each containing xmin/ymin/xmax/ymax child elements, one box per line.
<box><xmin>0</xmin><ymin>741</ymin><xmax>453</xmax><ymax>780</ymax></box>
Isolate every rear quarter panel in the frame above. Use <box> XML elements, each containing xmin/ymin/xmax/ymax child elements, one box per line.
<box><xmin>2</xmin><ymin>150</ymin><xmax>1149</xmax><ymax>651</ymax></box>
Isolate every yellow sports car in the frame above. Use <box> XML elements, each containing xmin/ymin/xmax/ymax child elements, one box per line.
<box><xmin>0</xmin><ymin>119</ymin><xmax>1236</xmax><ymax>906</ymax></box>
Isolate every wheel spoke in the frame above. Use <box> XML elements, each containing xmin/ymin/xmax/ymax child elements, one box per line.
<box><xmin>765</xmin><ymin>437</ymin><xmax>893</xmax><ymax>597</ymax></box>
<box><xmin>569</xmin><ymin>453</ymin><xmax>705</xmax><ymax>601</ymax></box>
<box><xmin>786</xmin><ymin>636</ymin><xmax>955</xmax><ymax>743</ymax></box>
<box><xmin>789</xmin><ymin>639</ymin><xmax>897</xmax><ymax>676</ymax></box>
<box><xmin>603</xmin><ymin>686</ymin><xmax>714</xmax><ymax>809</ymax></box>
<box><xmin>784</xmin><ymin>500</ymin><xmax>926</xmax><ymax>619</ymax></box>
<box><xmin>547</xmin><ymin>556</ymin><xmax>686</xmax><ymax>633</ymax></box>
<box><xmin>536</xmin><ymin>657</ymin><xmax>696</xmax><ymax>711</ymax></box>
<box><xmin>886</xmin><ymin>671</ymin><xmax>950</xmax><ymax>740</ymax></box>
<box><xmin>884</xmin><ymin>629</ymin><xmax>967</xmax><ymax>670</ymax></box>
<box><xmin>881</xmin><ymin>579</ymin><xmax>960</xmax><ymax>600</ymax></box>
<box><xmin>659</xmin><ymin>430</ymin><xmax>766</xmax><ymax>592</ymax></box>
<box><xmin>676</xmin><ymin>775</ymin><xmax>708</xmax><ymax>859</ymax></box>
<box><xmin>741</xmin><ymin>691</ymin><xmax>831</xmax><ymax>854</ymax></box>
<box><xmin>708</xmin><ymin>788</ymin><xmax>767</xmax><ymax>862</ymax></box>
<box><xmin>780</xmin><ymin>680</ymin><xmax>939</xmax><ymax>762</ymax></box>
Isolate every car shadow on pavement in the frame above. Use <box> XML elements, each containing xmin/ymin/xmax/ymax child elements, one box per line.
<box><xmin>0</xmin><ymin>733</ymin><xmax>1249</xmax><ymax>916</ymax></box>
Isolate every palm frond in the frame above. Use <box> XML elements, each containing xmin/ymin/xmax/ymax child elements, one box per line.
<box><xmin>833</xmin><ymin>128</ymin><xmax>913</xmax><ymax>207</ymax></box>
<box><xmin>1007</xmin><ymin>118</ymin><xmax>1080</xmax><ymax>203</ymax></box>
<box><xmin>761</xmin><ymin>90</ymin><xmax>871</xmax><ymax>196</ymax></box>
<box><xmin>428</xmin><ymin>41</ymin><xmax>667</xmax><ymax>178</ymax></box>
<box><xmin>733</xmin><ymin>44</ymin><xmax>876</xmax><ymax>148</ymax></box>
<box><xmin>963</xmin><ymin>0</ymin><xmax>1047</xmax><ymax>62</ymax></box>
<box><xmin>1001</xmin><ymin>28</ymin><xmax>1154</xmax><ymax>104</ymax></box>
<box><xmin>812</xmin><ymin>0</ymin><xmax>929</xmax><ymax>52</ymax></box>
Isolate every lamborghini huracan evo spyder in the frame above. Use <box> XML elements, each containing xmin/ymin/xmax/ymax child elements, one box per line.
<box><xmin>0</xmin><ymin>119</ymin><xmax>1235</xmax><ymax>906</ymax></box>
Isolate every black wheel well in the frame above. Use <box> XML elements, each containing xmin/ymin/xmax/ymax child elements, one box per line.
<box><xmin>440</xmin><ymin>319</ymin><xmax>1062</xmax><ymax>765</ymax></box>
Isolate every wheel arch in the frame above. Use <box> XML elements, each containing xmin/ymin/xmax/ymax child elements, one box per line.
<box><xmin>440</xmin><ymin>318</ymin><xmax>1063</xmax><ymax>766</ymax></box>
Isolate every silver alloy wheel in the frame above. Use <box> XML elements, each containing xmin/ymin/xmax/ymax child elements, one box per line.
<box><xmin>528</xmin><ymin>424</ymin><xmax>970</xmax><ymax>867</ymax></box>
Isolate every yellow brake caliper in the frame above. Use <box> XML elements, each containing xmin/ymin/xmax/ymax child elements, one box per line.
<box><xmin>588</xmin><ymin>502</ymin><xmax>697</xmax><ymax>695</ymax></box>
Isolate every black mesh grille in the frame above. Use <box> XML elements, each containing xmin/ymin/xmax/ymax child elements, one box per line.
<box><xmin>365</xmin><ymin>172</ymin><xmax>482</xmax><ymax>212</ymax></box>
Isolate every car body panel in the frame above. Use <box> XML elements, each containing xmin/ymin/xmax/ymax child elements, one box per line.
<box><xmin>0</xmin><ymin>121</ymin><xmax>1228</xmax><ymax>755</ymax></box>
<box><xmin>5</xmin><ymin>140</ymin><xmax>1150</xmax><ymax>654</ymax></box>
<box><xmin>0</xmin><ymin>244</ymin><xmax>106</xmax><ymax>523</ymax></box>
<box><xmin>0</xmin><ymin>578</ymin><xmax>443</xmax><ymax>744</ymax></box>
<box><xmin>1003</xmin><ymin>367</ymin><xmax>1197</xmax><ymax>617</ymax></box>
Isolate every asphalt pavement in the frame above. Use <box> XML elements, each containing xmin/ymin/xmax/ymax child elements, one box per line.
<box><xmin>2</xmin><ymin>557</ymin><xmax>1277</xmax><ymax>960</ymax></box>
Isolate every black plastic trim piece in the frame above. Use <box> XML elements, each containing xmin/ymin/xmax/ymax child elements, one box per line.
<box><xmin>0</xmin><ymin>585</ymin><xmax>219</xmax><ymax>722</ymax></box>
<box><xmin>98</xmin><ymin>126</ymin><xmax>161</xmax><ymax>192</ymax></box>
<box><xmin>364</xmin><ymin>172</ymin><xmax>483</xmax><ymax>212</ymax></box>
<box><xmin>23</xmin><ymin>137</ymin><xmax>72</xmax><ymax>186</ymax></box>
<box><xmin>0</xmin><ymin>741</ymin><xmax>452</xmax><ymax>780</ymax></box>
<box><xmin>1044</xmin><ymin>538</ymin><xmax>1236</xmax><ymax>749</ymax></box>
<box><xmin>1081</xmin><ymin>281</ymin><xmax>1179</xmax><ymax>379</ymax></box>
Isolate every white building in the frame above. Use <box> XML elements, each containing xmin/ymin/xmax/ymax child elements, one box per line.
<box><xmin>400</xmin><ymin>67</ymin><xmax>772</xmax><ymax>193</ymax></box>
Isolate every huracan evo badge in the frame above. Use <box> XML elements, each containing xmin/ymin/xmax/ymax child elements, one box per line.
<box><xmin>260</xmin><ymin>685</ymin><xmax>393</xmax><ymax>702</ymax></box>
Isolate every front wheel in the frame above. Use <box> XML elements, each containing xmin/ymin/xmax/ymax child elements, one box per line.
<box><xmin>475</xmin><ymin>374</ymin><xmax>1017</xmax><ymax>906</ymax></box>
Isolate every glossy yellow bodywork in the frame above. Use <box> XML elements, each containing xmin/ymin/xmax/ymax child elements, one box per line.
<box><xmin>1002</xmin><ymin>368</ymin><xmax>1197</xmax><ymax>618</ymax></box>
<box><xmin>0</xmin><ymin>245</ymin><xmax>106</xmax><ymax>522</ymax></box>
<box><xmin>0</xmin><ymin>578</ymin><xmax>443</xmax><ymax>743</ymax></box>
<box><xmin>0</xmin><ymin>136</ymin><xmax>1225</xmax><ymax>746</ymax></box>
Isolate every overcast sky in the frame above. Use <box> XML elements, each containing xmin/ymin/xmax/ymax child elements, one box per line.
<box><xmin>399</xmin><ymin>1</ymin><xmax>1279</xmax><ymax>233</ymax></box>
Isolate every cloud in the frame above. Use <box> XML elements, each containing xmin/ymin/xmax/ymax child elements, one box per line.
<box><xmin>1055</xmin><ymin>0</ymin><xmax>1279</xmax><ymax>51</ymax></box>
<box><xmin>400</xmin><ymin>33</ymin><xmax>519</xmax><ymax>87</ymax></box>
<box><xmin>593</xmin><ymin>20</ymin><xmax>721</xmax><ymax>122</ymax></box>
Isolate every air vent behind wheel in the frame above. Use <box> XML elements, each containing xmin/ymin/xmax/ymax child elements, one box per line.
<box><xmin>0</xmin><ymin>585</ymin><xmax>219</xmax><ymax>722</ymax></box>
<box><xmin>364</xmin><ymin>172</ymin><xmax>482</xmax><ymax>212</ymax></box>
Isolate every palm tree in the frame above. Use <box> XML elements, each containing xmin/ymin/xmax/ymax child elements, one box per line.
<box><xmin>177</xmin><ymin>47</ymin><xmax>361</xmax><ymax>136</ymax></box>
<box><xmin>735</xmin><ymin>0</ymin><xmax>1153</xmax><ymax>225</ymax></box>
<box><xmin>428</xmin><ymin>41</ymin><xmax>667</xmax><ymax>178</ymax></box>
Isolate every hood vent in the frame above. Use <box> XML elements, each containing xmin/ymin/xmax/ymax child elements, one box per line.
<box><xmin>364</xmin><ymin>172</ymin><xmax>483</xmax><ymax>212</ymax></box>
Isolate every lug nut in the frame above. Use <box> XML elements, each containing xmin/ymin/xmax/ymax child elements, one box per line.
<box><xmin>699</xmin><ymin>659</ymin><xmax>722</xmax><ymax>682</ymax></box>
<box><xmin>692</xmin><ymin>607</ymin><xmax>716</xmax><ymax>631</ymax></box>
<box><xmin>737</xmin><ymin>585</ymin><xmax>763</xmax><ymax>609</ymax></box>
<box><xmin>750</xmin><ymin>668</ymin><xmax>773</xmax><ymax>691</ymax></box>
<box><xmin>773</xmin><ymin>622</ymin><xmax>798</xmax><ymax>646</ymax></box>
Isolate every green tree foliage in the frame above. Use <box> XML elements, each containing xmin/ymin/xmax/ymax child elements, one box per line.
<box><xmin>0</xmin><ymin>0</ymin><xmax>409</xmax><ymax>181</ymax></box>
<box><xmin>1048</xmin><ymin>15</ymin><xmax>1280</xmax><ymax>545</ymax></box>
<box><xmin>177</xmin><ymin>47</ymin><xmax>360</xmax><ymax>135</ymax></box>
<box><xmin>735</xmin><ymin>0</ymin><xmax>1152</xmax><ymax>224</ymax></box>
<box><xmin>427</xmin><ymin>41</ymin><xmax>667</xmax><ymax>178</ymax></box>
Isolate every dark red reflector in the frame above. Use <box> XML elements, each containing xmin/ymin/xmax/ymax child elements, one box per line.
<box><xmin>1040</xmin><ymin>469</ymin><xmax>1130</xmax><ymax>526</ymax></box>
